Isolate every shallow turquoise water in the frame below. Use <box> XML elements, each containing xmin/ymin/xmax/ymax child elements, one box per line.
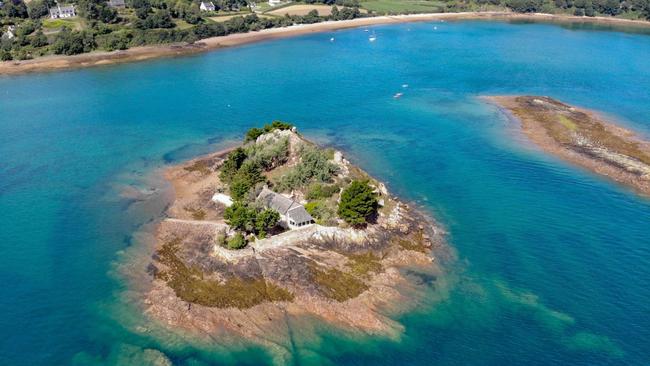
<box><xmin>1</xmin><ymin>20</ymin><xmax>649</xmax><ymax>365</ymax></box>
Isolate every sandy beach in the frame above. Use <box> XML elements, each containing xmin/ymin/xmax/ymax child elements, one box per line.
<box><xmin>1</xmin><ymin>11</ymin><xmax>649</xmax><ymax>76</ymax></box>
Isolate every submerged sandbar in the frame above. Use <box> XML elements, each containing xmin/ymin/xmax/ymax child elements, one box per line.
<box><xmin>487</xmin><ymin>95</ymin><xmax>650</xmax><ymax>196</ymax></box>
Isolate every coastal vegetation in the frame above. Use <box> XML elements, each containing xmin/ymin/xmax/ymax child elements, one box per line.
<box><xmin>274</xmin><ymin>145</ymin><xmax>338</xmax><ymax>192</ymax></box>
<box><xmin>337</xmin><ymin>180</ymin><xmax>379</xmax><ymax>226</ymax></box>
<box><xmin>224</xmin><ymin>202</ymin><xmax>280</xmax><ymax>238</ymax></box>
<box><xmin>216</xmin><ymin>122</ymin><xmax>382</xmax><ymax>244</ymax></box>
<box><xmin>2</xmin><ymin>0</ymin><xmax>650</xmax><ymax>61</ymax></box>
<box><xmin>155</xmin><ymin>237</ymin><xmax>294</xmax><ymax>307</ymax></box>
<box><xmin>308</xmin><ymin>262</ymin><xmax>369</xmax><ymax>301</ymax></box>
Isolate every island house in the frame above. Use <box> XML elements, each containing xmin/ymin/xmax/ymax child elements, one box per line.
<box><xmin>49</xmin><ymin>4</ymin><xmax>76</xmax><ymax>19</ymax></box>
<box><xmin>199</xmin><ymin>1</ymin><xmax>215</xmax><ymax>11</ymax></box>
<box><xmin>108</xmin><ymin>0</ymin><xmax>126</xmax><ymax>8</ymax></box>
<box><xmin>257</xmin><ymin>187</ymin><xmax>314</xmax><ymax>229</ymax></box>
<box><xmin>268</xmin><ymin>0</ymin><xmax>284</xmax><ymax>6</ymax></box>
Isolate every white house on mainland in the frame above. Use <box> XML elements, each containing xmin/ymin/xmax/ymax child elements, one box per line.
<box><xmin>199</xmin><ymin>1</ymin><xmax>215</xmax><ymax>11</ymax></box>
<box><xmin>268</xmin><ymin>0</ymin><xmax>284</xmax><ymax>6</ymax></box>
<box><xmin>257</xmin><ymin>187</ymin><xmax>314</xmax><ymax>229</ymax></box>
<box><xmin>49</xmin><ymin>4</ymin><xmax>76</xmax><ymax>19</ymax></box>
<box><xmin>107</xmin><ymin>0</ymin><xmax>126</xmax><ymax>8</ymax></box>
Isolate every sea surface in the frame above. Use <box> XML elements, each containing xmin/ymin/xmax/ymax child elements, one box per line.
<box><xmin>1</xmin><ymin>20</ymin><xmax>649</xmax><ymax>366</ymax></box>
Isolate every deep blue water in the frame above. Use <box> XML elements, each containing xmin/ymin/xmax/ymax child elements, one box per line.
<box><xmin>1</xmin><ymin>20</ymin><xmax>649</xmax><ymax>366</ymax></box>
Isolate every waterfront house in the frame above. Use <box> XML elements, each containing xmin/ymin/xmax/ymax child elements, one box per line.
<box><xmin>257</xmin><ymin>187</ymin><xmax>314</xmax><ymax>229</ymax></box>
<box><xmin>199</xmin><ymin>1</ymin><xmax>215</xmax><ymax>11</ymax></box>
<box><xmin>108</xmin><ymin>0</ymin><xmax>126</xmax><ymax>8</ymax></box>
<box><xmin>49</xmin><ymin>4</ymin><xmax>76</xmax><ymax>19</ymax></box>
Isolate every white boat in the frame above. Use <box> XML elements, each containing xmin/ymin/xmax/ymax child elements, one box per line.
<box><xmin>393</xmin><ymin>92</ymin><xmax>403</xmax><ymax>99</ymax></box>
<box><xmin>369</xmin><ymin>32</ymin><xmax>377</xmax><ymax>42</ymax></box>
<box><xmin>402</xmin><ymin>84</ymin><xmax>409</xmax><ymax>88</ymax></box>
<box><xmin>330</xmin><ymin>37</ymin><xmax>335</xmax><ymax>42</ymax></box>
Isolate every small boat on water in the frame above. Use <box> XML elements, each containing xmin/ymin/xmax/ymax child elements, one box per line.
<box><xmin>364</xmin><ymin>28</ymin><xmax>369</xmax><ymax>32</ymax></box>
<box><xmin>393</xmin><ymin>92</ymin><xmax>403</xmax><ymax>99</ymax></box>
<box><xmin>369</xmin><ymin>32</ymin><xmax>377</xmax><ymax>42</ymax></box>
<box><xmin>330</xmin><ymin>37</ymin><xmax>335</xmax><ymax>42</ymax></box>
<box><xmin>402</xmin><ymin>84</ymin><xmax>409</xmax><ymax>88</ymax></box>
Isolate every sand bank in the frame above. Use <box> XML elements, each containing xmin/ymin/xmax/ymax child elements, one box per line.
<box><xmin>487</xmin><ymin>95</ymin><xmax>650</xmax><ymax>197</ymax></box>
<box><xmin>2</xmin><ymin>12</ymin><xmax>649</xmax><ymax>76</ymax></box>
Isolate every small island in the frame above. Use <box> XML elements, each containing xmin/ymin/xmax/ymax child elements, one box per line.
<box><xmin>143</xmin><ymin>122</ymin><xmax>451</xmax><ymax>351</ymax></box>
<box><xmin>487</xmin><ymin>96</ymin><xmax>650</xmax><ymax>196</ymax></box>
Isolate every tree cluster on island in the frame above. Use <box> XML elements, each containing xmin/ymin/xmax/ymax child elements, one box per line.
<box><xmin>2</xmin><ymin>0</ymin><xmax>650</xmax><ymax>62</ymax></box>
<box><xmin>216</xmin><ymin>122</ymin><xmax>380</xmax><ymax>249</ymax></box>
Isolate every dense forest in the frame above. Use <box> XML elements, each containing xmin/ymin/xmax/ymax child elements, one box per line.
<box><xmin>1</xmin><ymin>0</ymin><xmax>649</xmax><ymax>61</ymax></box>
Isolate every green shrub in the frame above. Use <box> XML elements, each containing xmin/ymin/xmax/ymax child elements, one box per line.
<box><xmin>224</xmin><ymin>203</ymin><xmax>280</xmax><ymax>237</ymax></box>
<box><xmin>0</xmin><ymin>50</ymin><xmax>12</xmax><ymax>61</ymax></box>
<box><xmin>245</xmin><ymin>121</ymin><xmax>292</xmax><ymax>143</ymax></box>
<box><xmin>227</xmin><ymin>233</ymin><xmax>247</xmax><ymax>250</ymax></box>
<box><xmin>337</xmin><ymin>180</ymin><xmax>378</xmax><ymax>226</ymax></box>
<box><xmin>306</xmin><ymin>183</ymin><xmax>339</xmax><ymax>199</ymax></box>
<box><xmin>255</xmin><ymin>209</ymin><xmax>280</xmax><ymax>238</ymax></box>
<box><xmin>246</xmin><ymin>136</ymin><xmax>289</xmax><ymax>171</ymax></box>
<box><xmin>276</xmin><ymin>145</ymin><xmax>338</xmax><ymax>192</ymax></box>
<box><xmin>245</xmin><ymin>127</ymin><xmax>265</xmax><ymax>143</ymax></box>
<box><xmin>229</xmin><ymin>160</ymin><xmax>264</xmax><ymax>201</ymax></box>
<box><xmin>219</xmin><ymin>147</ymin><xmax>247</xmax><ymax>184</ymax></box>
<box><xmin>224</xmin><ymin>202</ymin><xmax>257</xmax><ymax>232</ymax></box>
<box><xmin>305</xmin><ymin>201</ymin><xmax>335</xmax><ymax>224</ymax></box>
<box><xmin>264</xmin><ymin>120</ymin><xmax>293</xmax><ymax>131</ymax></box>
<box><xmin>52</xmin><ymin>29</ymin><xmax>96</xmax><ymax>55</ymax></box>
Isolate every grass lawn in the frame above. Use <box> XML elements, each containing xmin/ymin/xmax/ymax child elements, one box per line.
<box><xmin>267</xmin><ymin>4</ymin><xmax>335</xmax><ymax>16</ymax></box>
<box><xmin>42</xmin><ymin>18</ymin><xmax>85</xmax><ymax>31</ymax></box>
<box><xmin>360</xmin><ymin>0</ymin><xmax>445</xmax><ymax>14</ymax></box>
<box><xmin>173</xmin><ymin>19</ymin><xmax>195</xmax><ymax>30</ymax></box>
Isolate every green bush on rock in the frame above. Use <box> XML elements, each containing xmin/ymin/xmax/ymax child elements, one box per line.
<box><xmin>337</xmin><ymin>180</ymin><xmax>378</xmax><ymax>226</ymax></box>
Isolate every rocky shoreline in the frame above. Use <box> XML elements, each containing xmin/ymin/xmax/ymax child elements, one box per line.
<box><xmin>487</xmin><ymin>96</ymin><xmax>650</xmax><ymax>196</ymax></box>
<box><xmin>140</xmin><ymin>128</ymin><xmax>453</xmax><ymax>356</ymax></box>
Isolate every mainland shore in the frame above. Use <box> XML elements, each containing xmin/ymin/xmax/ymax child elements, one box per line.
<box><xmin>2</xmin><ymin>11</ymin><xmax>650</xmax><ymax>76</ymax></box>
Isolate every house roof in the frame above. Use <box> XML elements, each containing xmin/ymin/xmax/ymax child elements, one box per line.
<box><xmin>108</xmin><ymin>0</ymin><xmax>125</xmax><ymax>6</ymax></box>
<box><xmin>257</xmin><ymin>187</ymin><xmax>314</xmax><ymax>224</ymax></box>
<box><xmin>257</xmin><ymin>187</ymin><xmax>297</xmax><ymax>215</ymax></box>
<box><xmin>50</xmin><ymin>5</ymin><xmax>75</xmax><ymax>14</ymax></box>
<box><xmin>287</xmin><ymin>206</ymin><xmax>313</xmax><ymax>224</ymax></box>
